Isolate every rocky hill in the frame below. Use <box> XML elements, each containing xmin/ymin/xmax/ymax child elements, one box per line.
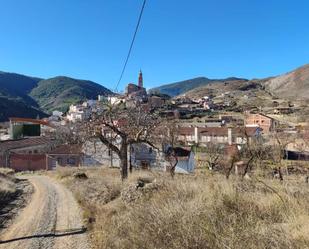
<box><xmin>150</xmin><ymin>64</ymin><xmax>309</xmax><ymax>103</ymax></box>
<box><xmin>263</xmin><ymin>64</ymin><xmax>309</xmax><ymax>100</ymax></box>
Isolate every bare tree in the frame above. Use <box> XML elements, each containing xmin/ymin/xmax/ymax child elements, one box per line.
<box><xmin>203</xmin><ymin>142</ymin><xmax>224</xmax><ymax>171</ymax></box>
<box><xmin>83</xmin><ymin>103</ymin><xmax>162</xmax><ymax>180</ymax></box>
<box><xmin>161</xmin><ymin>120</ymin><xmax>179</xmax><ymax>178</ymax></box>
<box><xmin>270</xmin><ymin>131</ymin><xmax>294</xmax><ymax>179</ymax></box>
<box><xmin>225</xmin><ymin>127</ymin><xmax>269</xmax><ymax>179</ymax></box>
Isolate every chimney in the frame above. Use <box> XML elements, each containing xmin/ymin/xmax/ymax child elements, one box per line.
<box><xmin>194</xmin><ymin>127</ymin><xmax>199</xmax><ymax>144</ymax></box>
<box><xmin>228</xmin><ymin>128</ymin><xmax>232</xmax><ymax>145</ymax></box>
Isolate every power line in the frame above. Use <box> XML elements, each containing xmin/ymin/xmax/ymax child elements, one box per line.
<box><xmin>114</xmin><ymin>0</ymin><xmax>147</xmax><ymax>92</ymax></box>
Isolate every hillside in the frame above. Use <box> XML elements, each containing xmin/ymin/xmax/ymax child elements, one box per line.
<box><xmin>0</xmin><ymin>97</ymin><xmax>47</xmax><ymax>122</ymax></box>
<box><xmin>158</xmin><ymin>64</ymin><xmax>309</xmax><ymax>101</ymax></box>
<box><xmin>149</xmin><ymin>77</ymin><xmax>248</xmax><ymax>97</ymax></box>
<box><xmin>183</xmin><ymin>78</ymin><xmax>254</xmax><ymax>98</ymax></box>
<box><xmin>0</xmin><ymin>71</ymin><xmax>41</xmax><ymax>107</ymax></box>
<box><xmin>0</xmin><ymin>71</ymin><xmax>113</xmax><ymax>120</ymax></box>
<box><xmin>30</xmin><ymin>76</ymin><xmax>112</xmax><ymax>113</ymax></box>
<box><xmin>264</xmin><ymin>64</ymin><xmax>309</xmax><ymax>100</ymax></box>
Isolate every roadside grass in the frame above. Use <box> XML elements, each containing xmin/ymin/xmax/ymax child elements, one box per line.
<box><xmin>51</xmin><ymin>167</ymin><xmax>309</xmax><ymax>249</ymax></box>
<box><xmin>0</xmin><ymin>168</ymin><xmax>17</xmax><ymax>205</ymax></box>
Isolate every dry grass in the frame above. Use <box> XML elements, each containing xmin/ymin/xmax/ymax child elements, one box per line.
<box><xmin>51</xmin><ymin>167</ymin><xmax>309</xmax><ymax>249</ymax></box>
<box><xmin>0</xmin><ymin>168</ymin><xmax>17</xmax><ymax>208</ymax></box>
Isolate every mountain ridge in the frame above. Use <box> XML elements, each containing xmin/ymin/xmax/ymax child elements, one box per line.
<box><xmin>0</xmin><ymin>71</ymin><xmax>112</xmax><ymax>121</ymax></box>
<box><xmin>149</xmin><ymin>76</ymin><xmax>248</xmax><ymax>97</ymax></box>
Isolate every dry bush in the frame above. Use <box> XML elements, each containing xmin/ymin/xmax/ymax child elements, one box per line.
<box><xmin>0</xmin><ymin>169</ymin><xmax>17</xmax><ymax>208</ymax></box>
<box><xmin>94</xmin><ymin>174</ymin><xmax>309</xmax><ymax>249</ymax></box>
<box><xmin>0</xmin><ymin>168</ymin><xmax>15</xmax><ymax>175</ymax></box>
<box><xmin>52</xmin><ymin>167</ymin><xmax>123</xmax><ymax>227</ymax></box>
<box><xmin>51</xmin><ymin>168</ymin><xmax>309</xmax><ymax>249</ymax></box>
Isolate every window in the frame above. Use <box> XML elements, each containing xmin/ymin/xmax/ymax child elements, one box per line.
<box><xmin>67</xmin><ymin>157</ymin><xmax>76</xmax><ymax>165</ymax></box>
<box><xmin>57</xmin><ymin>158</ymin><xmax>63</xmax><ymax>165</ymax></box>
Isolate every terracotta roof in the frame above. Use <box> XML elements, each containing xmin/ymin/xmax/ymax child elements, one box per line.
<box><xmin>0</xmin><ymin>137</ymin><xmax>53</xmax><ymax>153</ymax></box>
<box><xmin>9</xmin><ymin>117</ymin><xmax>54</xmax><ymax>127</ymax></box>
<box><xmin>47</xmin><ymin>144</ymin><xmax>82</xmax><ymax>155</ymax></box>
<box><xmin>198</xmin><ymin>127</ymin><xmax>228</xmax><ymax>136</ymax></box>
<box><xmin>178</xmin><ymin>127</ymin><xmax>194</xmax><ymax>135</ymax></box>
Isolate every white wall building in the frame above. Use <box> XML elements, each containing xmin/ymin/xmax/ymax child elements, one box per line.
<box><xmin>66</xmin><ymin>104</ymin><xmax>91</xmax><ymax>122</ymax></box>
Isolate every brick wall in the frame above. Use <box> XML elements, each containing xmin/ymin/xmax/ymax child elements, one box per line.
<box><xmin>245</xmin><ymin>114</ymin><xmax>272</xmax><ymax>133</ymax></box>
<box><xmin>10</xmin><ymin>154</ymin><xmax>46</xmax><ymax>171</ymax></box>
<box><xmin>0</xmin><ymin>155</ymin><xmax>5</xmax><ymax>167</ymax></box>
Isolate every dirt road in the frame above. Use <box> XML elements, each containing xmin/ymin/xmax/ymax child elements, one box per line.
<box><xmin>0</xmin><ymin>175</ymin><xmax>90</xmax><ymax>249</ymax></box>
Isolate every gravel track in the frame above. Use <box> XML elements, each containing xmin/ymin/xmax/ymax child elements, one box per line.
<box><xmin>0</xmin><ymin>175</ymin><xmax>90</xmax><ymax>249</ymax></box>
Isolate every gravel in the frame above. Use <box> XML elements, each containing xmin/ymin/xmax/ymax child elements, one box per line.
<box><xmin>0</xmin><ymin>175</ymin><xmax>90</xmax><ymax>249</ymax></box>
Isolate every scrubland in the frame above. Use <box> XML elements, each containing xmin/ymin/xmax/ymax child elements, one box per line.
<box><xmin>53</xmin><ymin>167</ymin><xmax>309</xmax><ymax>249</ymax></box>
<box><xmin>0</xmin><ymin>168</ymin><xmax>17</xmax><ymax>207</ymax></box>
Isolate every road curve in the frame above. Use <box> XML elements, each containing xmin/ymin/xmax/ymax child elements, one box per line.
<box><xmin>0</xmin><ymin>175</ymin><xmax>90</xmax><ymax>249</ymax></box>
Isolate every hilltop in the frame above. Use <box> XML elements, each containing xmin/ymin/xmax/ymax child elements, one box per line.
<box><xmin>0</xmin><ymin>71</ymin><xmax>112</xmax><ymax>121</ymax></box>
<box><xmin>150</xmin><ymin>64</ymin><xmax>309</xmax><ymax>106</ymax></box>
<box><xmin>149</xmin><ymin>77</ymin><xmax>248</xmax><ymax>97</ymax></box>
<box><xmin>30</xmin><ymin>76</ymin><xmax>112</xmax><ymax>113</ymax></box>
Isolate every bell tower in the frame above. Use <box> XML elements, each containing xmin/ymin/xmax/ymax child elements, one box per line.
<box><xmin>138</xmin><ymin>70</ymin><xmax>143</xmax><ymax>88</ymax></box>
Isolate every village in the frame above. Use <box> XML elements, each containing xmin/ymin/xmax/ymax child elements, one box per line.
<box><xmin>0</xmin><ymin>71</ymin><xmax>308</xmax><ymax>179</ymax></box>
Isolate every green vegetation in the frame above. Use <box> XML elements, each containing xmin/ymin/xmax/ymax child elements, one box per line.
<box><xmin>0</xmin><ymin>97</ymin><xmax>47</xmax><ymax>121</ymax></box>
<box><xmin>0</xmin><ymin>72</ymin><xmax>113</xmax><ymax>120</ymax></box>
<box><xmin>30</xmin><ymin>76</ymin><xmax>112</xmax><ymax>113</ymax></box>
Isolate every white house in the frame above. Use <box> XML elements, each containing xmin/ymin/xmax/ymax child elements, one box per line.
<box><xmin>66</xmin><ymin>104</ymin><xmax>91</xmax><ymax>122</ymax></box>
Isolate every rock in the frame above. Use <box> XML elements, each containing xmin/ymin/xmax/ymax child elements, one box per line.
<box><xmin>121</xmin><ymin>179</ymin><xmax>162</xmax><ymax>203</ymax></box>
<box><xmin>88</xmin><ymin>217</ymin><xmax>96</xmax><ymax>224</ymax></box>
<box><xmin>73</xmin><ymin>172</ymin><xmax>88</xmax><ymax>180</ymax></box>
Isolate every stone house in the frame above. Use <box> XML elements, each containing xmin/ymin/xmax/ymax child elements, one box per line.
<box><xmin>46</xmin><ymin>144</ymin><xmax>82</xmax><ymax>170</ymax></box>
<box><xmin>244</xmin><ymin>113</ymin><xmax>278</xmax><ymax>133</ymax></box>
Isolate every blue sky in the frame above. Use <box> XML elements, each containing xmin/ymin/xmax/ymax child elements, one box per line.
<box><xmin>0</xmin><ymin>0</ymin><xmax>309</xmax><ymax>91</ymax></box>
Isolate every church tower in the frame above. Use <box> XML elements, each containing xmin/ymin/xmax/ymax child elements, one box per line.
<box><xmin>138</xmin><ymin>70</ymin><xmax>143</xmax><ymax>88</ymax></box>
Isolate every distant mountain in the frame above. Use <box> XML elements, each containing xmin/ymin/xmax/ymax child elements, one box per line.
<box><xmin>30</xmin><ymin>76</ymin><xmax>112</xmax><ymax>113</ymax></box>
<box><xmin>0</xmin><ymin>71</ymin><xmax>113</xmax><ymax>121</ymax></box>
<box><xmin>0</xmin><ymin>71</ymin><xmax>42</xmax><ymax>107</ymax></box>
<box><xmin>0</xmin><ymin>97</ymin><xmax>47</xmax><ymax>122</ymax></box>
<box><xmin>149</xmin><ymin>77</ymin><xmax>248</xmax><ymax>97</ymax></box>
<box><xmin>263</xmin><ymin>64</ymin><xmax>309</xmax><ymax>100</ymax></box>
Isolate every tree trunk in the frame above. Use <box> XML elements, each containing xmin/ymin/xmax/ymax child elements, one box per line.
<box><xmin>129</xmin><ymin>144</ymin><xmax>133</xmax><ymax>173</ymax></box>
<box><xmin>120</xmin><ymin>141</ymin><xmax>128</xmax><ymax>180</ymax></box>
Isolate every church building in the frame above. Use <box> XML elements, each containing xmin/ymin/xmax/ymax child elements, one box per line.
<box><xmin>125</xmin><ymin>71</ymin><xmax>147</xmax><ymax>100</ymax></box>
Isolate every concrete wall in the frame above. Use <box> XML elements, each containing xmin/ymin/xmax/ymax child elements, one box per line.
<box><xmin>47</xmin><ymin>155</ymin><xmax>81</xmax><ymax>170</ymax></box>
<box><xmin>131</xmin><ymin>143</ymin><xmax>158</xmax><ymax>169</ymax></box>
<box><xmin>82</xmin><ymin>139</ymin><xmax>120</xmax><ymax>167</ymax></box>
<box><xmin>175</xmin><ymin>152</ymin><xmax>195</xmax><ymax>173</ymax></box>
